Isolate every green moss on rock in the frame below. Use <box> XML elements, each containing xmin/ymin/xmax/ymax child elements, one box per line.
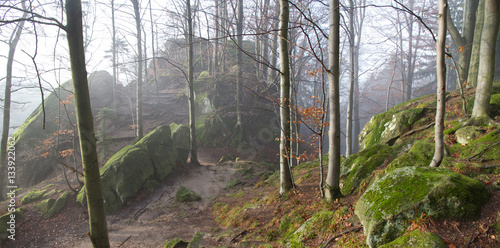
<box><xmin>355</xmin><ymin>166</ymin><xmax>489</xmax><ymax>247</ymax></box>
<box><xmin>92</xmin><ymin>125</ymin><xmax>178</xmax><ymax>212</ymax></box>
<box><xmin>20</xmin><ymin>189</ymin><xmax>47</xmax><ymax>205</ymax></box>
<box><xmin>455</xmin><ymin>126</ymin><xmax>484</xmax><ymax>144</ymax></box>
<box><xmin>187</xmin><ymin>232</ymin><xmax>204</xmax><ymax>248</ymax></box>
<box><xmin>47</xmin><ymin>191</ymin><xmax>69</xmax><ymax>217</ymax></box>
<box><xmin>341</xmin><ymin>143</ymin><xmax>403</xmax><ymax>195</ymax></box>
<box><xmin>359</xmin><ymin>108</ymin><xmax>424</xmax><ymax>149</ymax></box>
<box><xmin>35</xmin><ymin>198</ymin><xmax>56</xmax><ymax>215</ymax></box>
<box><xmin>170</xmin><ymin>123</ymin><xmax>190</xmax><ymax>164</ymax></box>
<box><xmin>386</xmin><ymin>140</ymin><xmax>435</xmax><ymax>171</ymax></box>
<box><xmin>457</xmin><ymin>129</ymin><xmax>500</xmax><ymax>161</ymax></box>
<box><xmin>175</xmin><ymin>186</ymin><xmax>202</xmax><ymax>202</ymax></box>
<box><xmin>379</xmin><ymin>229</ymin><xmax>446</xmax><ymax>248</ymax></box>
<box><xmin>163</xmin><ymin>237</ymin><xmax>189</xmax><ymax>248</ymax></box>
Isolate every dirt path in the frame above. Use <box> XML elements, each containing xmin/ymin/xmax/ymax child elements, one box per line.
<box><xmin>59</xmin><ymin>149</ymin><xmax>235</xmax><ymax>248</ymax></box>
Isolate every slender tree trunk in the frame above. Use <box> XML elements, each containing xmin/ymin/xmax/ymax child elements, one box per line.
<box><xmin>447</xmin><ymin>0</ymin><xmax>478</xmax><ymax>89</ymax></box>
<box><xmin>187</xmin><ymin>0</ymin><xmax>199</xmax><ymax>165</ymax></box>
<box><xmin>468</xmin><ymin>0</ymin><xmax>485</xmax><ymax>88</ymax></box>
<box><xmin>236</xmin><ymin>0</ymin><xmax>243</xmax><ymax>130</ymax></box>
<box><xmin>430</xmin><ymin>0</ymin><xmax>448</xmax><ymax>168</ymax></box>
<box><xmin>213</xmin><ymin>0</ymin><xmax>219</xmax><ymax>74</ymax></box>
<box><xmin>0</xmin><ymin>0</ymin><xmax>27</xmax><ymax>201</ymax></box>
<box><xmin>111</xmin><ymin>0</ymin><xmax>117</xmax><ymax>111</ymax></box>
<box><xmin>346</xmin><ymin>0</ymin><xmax>355</xmax><ymax>157</ymax></box>
<box><xmin>405</xmin><ymin>1</ymin><xmax>414</xmax><ymax>102</ymax></box>
<box><xmin>131</xmin><ymin>0</ymin><xmax>143</xmax><ymax>139</ymax></box>
<box><xmin>325</xmin><ymin>0</ymin><xmax>342</xmax><ymax>201</ymax></box>
<box><xmin>149</xmin><ymin>0</ymin><xmax>160</xmax><ymax>102</ymax></box>
<box><xmin>470</xmin><ymin>0</ymin><xmax>499</xmax><ymax>123</ymax></box>
<box><xmin>66</xmin><ymin>0</ymin><xmax>110</xmax><ymax>246</ymax></box>
<box><xmin>270</xmin><ymin>18</ymin><xmax>279</xmax><ymax>85</ymax></box>
<box><xmin>279</xmin><ymin>0</ymin><xmax>293</xmax><ymax>195</ymax></box>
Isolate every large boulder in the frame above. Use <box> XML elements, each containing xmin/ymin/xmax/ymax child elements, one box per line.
<box><xmin>359</xmin><ymin>108</ymin><xmax>423</xmax><ymax>149</ymax></box>
<box><xmin>455</xmin><ymin>126</ymin><xmax>484</xmax><ymax>145</ymax></box>
<box><xmin>355</xmin><ymin>166</ymin><xmax>489</xmax><ymax>247</ymax></box>
<box><xmin>341</xmin><ymin>143</ymin><xmax>403</xmax><ymax>195</ymax></box>
<box><xmin>170</xmin><ymin>123</ymin><xmax>190</xmax><ymax>164</ymax></box>
<box><xmin>378</xmin><ymin>229</ymin><xmax>446</xmax><ymax>248</ymax></box>
<box><xmin>84</xmin><ymin>125</ymin><xmax>178</xmax><ymax>212</ymax></box>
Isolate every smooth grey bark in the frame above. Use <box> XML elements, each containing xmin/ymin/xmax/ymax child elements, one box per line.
<box><xmin>213</xmin><ymin>0</ymin><xmax>219</xmax><ymax>74</ymax></box>
<box><xmin>430</xmin><ymin>0</ymin><xmax>448</xmax><ymax>168</ymax></box>
<box><xmin>187</xmin><ymin>0</ymin><xmax>199</xmax><ymax>165</ymax></box>
<box><xmin>111</xmin><ymin>0</ymin><xmax>117</xmax><ymax>111</ymax></box>
<box><xmin>279</xmin><ymin>0</ymin><xmax>293</xmax><ymax>195</ymax></box>
<box><xmin>346</xmin><ymin>0</ymin><xmax>355</xmax><ymax>157</ymax></box>
<box><xmin>236</xmin><ymin>0</ymin><xmax>243</xmax><ymax>129</ymax></box>
<box><xmin>131</xmin><ymin>0</ymin><xmax>143</xmax><ymax>139</ymax></box>
<box><xmin>468</xmin><ymin>0</ymin><xmax>485</xmax><ymax>88</ymax></box>
<box><xmin>0</xmin><ymin>0</ymin><xmax>27</xmax><ymax>201</ymax></box>
<box><xmin>447</xmin><ymin>0</ymin><xmax>478</xmax><ymax>89</ymax></box>
<box><xmin>149</xmin><ymin>0</ymin><xmax>159</xmax><ymax>101</ymax></box>
<box><xmin>470</xmin><ymin>0</ymin><xmax>499</xmax><ymax>124</ymax></box>
<box><xmin>325</xmin><ymin>0</ymin><xmax>342</xmax><ymax>201</ymax></box>
<box><xmin>66</xmin><ymin>0</ymin><xmax>110</xmax><ymax>246</ymax></box>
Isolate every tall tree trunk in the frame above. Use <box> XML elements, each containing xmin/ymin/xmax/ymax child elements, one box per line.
<box><xmin>447</xmin><ymin>0</ymin><xmax>478</xmax><ymax>89</ymax></box>
<box><xmin>279</xmin><ymin>0</ymin><xmax>293</xmax><ymax>195</ymax></box>
<box><xmin>131</xmin><ymin>0</ymin><xmax>143</xmax><ymax>139</ymax></box>
<box><xmin>430</xmin><ymin>0</ymin><xmax>448</xmax><ymax>168</ymax></box>
<box><xmin>187</xmin><ymin>0</ymin><xmax>199</xmax><ymax>165</ymax></box>
<box><xmin>345</xmin><ymin>0</ymin><xmax>355</xmax><ymax>157</ymax></box>
<box><xmin>470</xmin><ymin>0</ymin><xmax>499</xmax><ymax>124</ymax></box>
<box><xmin>0</xmin><ymin>0</ymin><xmax>27</xmax><ymax>201</ymax></box>
<box><xmin>236</xmin><ymin>0</ymin><xmax>243</xmax><ymax>131</ymax></box>
<box><xmin>66</xmin><ymin>0</ymin><xmax>110</xmax><ymax>246</ymax></box>
<box><xmin>149</xmin><ymin>0</ymin><xmax>160</xmax><ymax>102</ymax></box>
<box><xmin>111</xmin><ymin>0</ymin><xmax>117</xmax><ymax>111</ymax></box>
<box><xmin>325</xmin><ymin>0</ymin><xmax>342</xmax><ymax>201</ymax></box>
<box><xmin>405</xmin><ymin>0</ymin><xmax>414</xmax><ymax>102</ymax></box>
<box><xmin>270</xmin><ymin>18</ymin><xmax>279</xmax><ymax>85</ymax></box>
<box><xmin>213</xmin><ymin>0</ymin><xmax>219</xmax><ymax>74</ymax></box>
<box><xmin>468</xmin><ymin>0</ymin><xmax>486</xmax><ymax>88</ymax></box>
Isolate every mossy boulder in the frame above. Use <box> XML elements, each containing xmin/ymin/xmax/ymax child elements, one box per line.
<box><xmin>359</xmin><ymin>108</ymin><xmax>424</xmax><ymax>149</ymax></box>
<box><xmin>456</xmin><ymin>129</ymin><xmax>500</xmax><ymax>161</ymax></box>
<box><xmin>341</xmin><ymin>143</ymin><xmax>403</xmax><ymax>195</ymax></box>
<box><xmin>81</xmin><ymin>125</ymin><xmax>178</xmax><ymax>212</ymax></box>
<box><xmin>135</xmin><ymin>125</ymin><xmax>178</xmax><ymax>179</ymax></box>
<box><xmin>386</xmin><ymin>140</ymin><xmax>435</xmax><ymax>171</ymax></box>
<box><xmin>355</xmin><ymin>166</ymin><xmax>489</xmax><ymax>247</ymax></box>
<box><xmin>170</xmin><ymin>123</ymin><xmax>190</xmax><ymax>164</ymax></box>
<box><xmin>20</xmin><ymin>189</ymin><xmax>47</xmax><ymax>205</ymax></box>
<box><xmin>187</xmin><ymin>232</ymin><xmax>204</xmax><ymax>248</ymax></box>
<box><xmin>286</xmin><ymin>210</ymin><xmax>333</xmax><ymax>246</ymax></box>
<box><xmin>47</xmin><ymin>191</ymin><xmax>69</xmax><ymax>217</ymax></box>
<box><xmin>455</xmin><ymin>126</ymin><xmax>484</xmax><ymax>144</ymax></box>
<box><xmin>35</xmin><ymin>198</ymin><xmax>56</xmax><ymax>215</ymax></box>
<box><xmin>0</xmin><ymin>208</ymin><xmax>23</xmax><ymax>243</ymax></box>
<box><xmin>379</xmin><ymin>229</ymin><xmax>446</xmax><ymax>248</ymax></box>
<box><xmin>163</xmin><ymin>237</ymin><xmax>189</xmax><ymax>248</ymax></box>
<box><xmin>175</xmin><ymin>186</ymin><xmax>202</xmax><ymax>202</ymax></box>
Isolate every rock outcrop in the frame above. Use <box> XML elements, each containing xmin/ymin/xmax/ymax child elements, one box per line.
<box><xmin>78</xmin><ymin>124</ymin><xmax>188</xmax><ymax>212</ymax></box>
<box><xmin>355</xmin><ymin>166</ymin><xmax>489</xmax><ymax>247</ymax></box>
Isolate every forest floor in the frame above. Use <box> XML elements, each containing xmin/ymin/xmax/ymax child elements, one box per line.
<box><xmin>4</xmin><ymin>142</ymin><xmax>500</xmax><ymax>248</ymax></box>
<box><xmin>2</xmin><ymin>83</ymin><xmax>500</xmax><ymax>247</ymax></box>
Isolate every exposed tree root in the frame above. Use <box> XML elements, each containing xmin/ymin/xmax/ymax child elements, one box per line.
<box><xmin>322</xmin><ymin>226</ymin><xmax>362</xmax><ymax>248</ymax></box>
